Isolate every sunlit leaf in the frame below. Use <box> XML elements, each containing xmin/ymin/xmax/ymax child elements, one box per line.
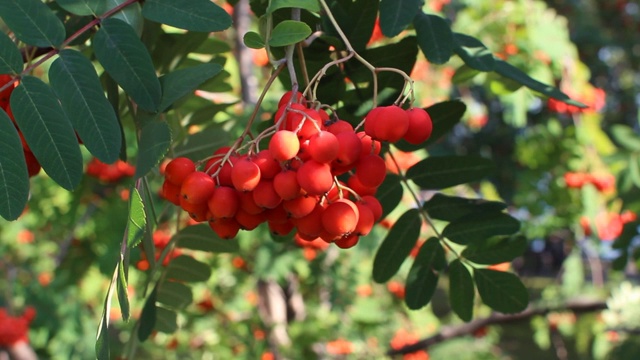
<box><xmin>116</xmin><ymin>260</ymin><xmax>130</xmax><ymax>321</ymax></box>
<box><xmin>0</xmin><ymin>110</ymin><xmax>28</xmax><ymax>221</ymax></box>
<box><xmin>406</xmin><ymin>156</ymin><xmax>496</xmax><ymax>190</ymax></box>
<box><xmin>405</xmin><ymin>237</ymin><xmax>445</xmax><ymax>309</ymax></box>
<box><xmin>474</xmin><ymin>268</ymin><xmax>528</xmax><ymax>313</ymax></box>
<box><xmin>142</xmin><ymin>0</ymin><xmax>232</xmax><ymax>32</ymax></box>
<box><xmin>372</xmin><ymin>209</ymin><xmax>421</xmax><ymax>283</ymax></box>
<box><xmin>126</xmin><ymin>188</ymin><xmax>146</xmax><ymax>248</ymax></box>
<box><xmin>453</xmin><ymin>33</ymin><xmax>495</xmax><ymax>72</ymax></box>
<box><xmin>449</xmin><ymin>259</ymin><xmax>474</xmax><ymax>321</ymax></box>
<box><xmin>379</xmin><ymin>0</ymin><xmax>421</xmax><ymax>38</ymax></box>
<box><xmin>610</xmin><ymin>124</ymin><xmax>640</xmax><ymax>152</ymax></box>
<box><xmin>174</xmin><ymin>224</ymin><xmax>240</xmax><ymax>253</ymax></box>
<box><xmin>0</xmin><ymin>0</ymin><xmax>65</xmax><ymax>48</ymax></box>
<box><xmin>414</xmin><ymin>12</ymin><xmax>453</xmax><ymax>64</ymax></box>
<box><xmin>269</xmin><ymin>20</ymin><xmax>312</xmax><ymax>47</ymax></box>
<box><xmin>442</xmin><ymin>212</ymin><xmax>520</xmax><ymax>245</ymax></box>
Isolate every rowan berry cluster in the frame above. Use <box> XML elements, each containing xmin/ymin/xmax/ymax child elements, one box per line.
<box><xmin>0</xmin><ymin>307</ymin><xmax>35</xmax><ymax>347</ymax></box>
<box><xmin>160</xmin><ymin>91</ymin><xmax>433</xmax><ymax>249</ymax></box>
<box><xmin>1</xmin><ymin>75</ymin><xmax>41</xmax><ymax>178</ymax></box>
<box><xmin>86</xmin><ymin>157</ymin><xmax>135</xmax><ymax>183</ymax></box>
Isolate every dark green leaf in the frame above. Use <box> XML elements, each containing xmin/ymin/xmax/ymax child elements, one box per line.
<box><xmin>135</xmin><ymin>121</ymin><xmax>171</xmax><ymax>179</ymax></box>
<box><xmin>173</xmin><ymin>125</ymin><xmax>230</xmax><ymax>159</ymax></box>
<box><xmin>142</xmin><ymin>0</ymin><xmax>231</xmax><ymax>32</ymax></box>
<box><xmin>56</xmin><ymin>0</ymin><xmax>100</xmax><ymax>16</ymax></box>
<box><xmin>93</xmin><ymin>18</ymin><xmax>162</xmax><ymax>112</ymax></box>
<box><xmin>612</xmin><ymin>220</ymin><xmax>640</xmax><ymax>250</ymax></box>
<box><xmin>449</xmin><ymin>259</ymin><xmax>474</xmax><ymax>321</ymax></box>
<box><xmin>372</xmin><ymin>209</ymin><xmax>421</xmax><ymax>283</ymax></box>
<box><xmin>138</xmin><ymin>287</ymin><xmax>157</xmax><ymax>341</ymax></box>
<box><xmin>405</xmin><ymin>237</ymin><xmax>445</xmax><ymax>309</ymax></box>
<box><xmin>126</xmin><ymin>188</ymin><xmax>146</xmax><ymax>247</ymax></box>
<box><xmin>95</xmin><ymin>314</ymin><xmax>110</xmax><ymax>360</ymax></box>
<box><xmin>494</xmin><ymin>59</ymin><xmax>585</xmax><ymax>108</ymax></box>
<box><xmin>269</xmin><ymin>20</ymin><xmax>312</xmax><ymax>47</ymax></box>
<box><xmin>166</xmin><ymin>255</ymin><xmax>212</xmax><ymax>283</ymax></box>
<box><xmin>157</xmin><ymin>281</ymin><xmax>193</xmax><ymax>310</ymax></box>
<box><xmin>375</xmin><ymin>173</ymin><xmax>404</xmax><ymax>220</ymax></box>
<box><xmin>10</xmin><ymin>76</ymin><xmax>83</xmax><ymax>191</ymax></box>
<box><xmin>323</xmin><ymin>0</ymin><xmax>378</xmax><ymax>51</ymax></box>
<box><xmin>424</xmin><ymin>100</ymin><xmax>466</xmax><ymax>147</ymax></box>
<box><xmin>379</xmin><ymin>0</ymin><xmax>421</xmax><ymax>38</ymax></box>
<box><xmin>0</xmin><ymin>32</ymin><xmax>23</xmax><ymax>74</ymax></box>
<box><xmin>612</xmin><ymin>252</ymin><xmax>628</xmax><ymax>271</ymax></box>
<box><xmin>424</xmin><ymin>193</ymin><xmax>506</xmax><ymax>222</ymax></box>
<box><xmin>0</xmin><ymin>0</ymin><xmax>65</xmax><ymax>48</ymax></box>
<box><xmin>610</xmin><ymin>124</ymin><xmax>640</xmax><ymax>152</ymax></box>
<box><xmin>243</xmin><ymin>31</ymin><xmax>265</xmax><ymax>49</ymax></box>
<box><xmin>406</xmin><ymin>156</ymin><xmax>496</xmax><ymax>190</ymax></box>
<box><xmin>159</xmin><ymin>63</ymin><xmax>223</xmax><ymax>112</ymax></box>
<box><xmin>267</xmin><ymin>0</ymin><xmax>320</xmax><ymax>14</ymax></box>
<box><xmin>155</xmin><ymin>307</ymin><xmax>178</xmax><ymax>333</ymax></box>
<box><xmin>97</xmin><ymin>0</ymin><xmax>144</xmax><ymax>36</ymax></box>
<box><xmin>453</xmin><ymin>33</ymin><xmax>495</xmax><ymax>72</ymax></box>
<box><xmin>49</xmin><ymin>49</ymin><xmax>122</xmax><ymax>163</ymax></box>
<box><xmin>0</xmin><ymin>110</ymin><xmax>28</xmax><ymax>221</ymax></box>
<box><xmin>116</xmin><ymin>260</ymin><xmax>130</xmax><ymax>321</ymax></box>
<box><xmin>462</xmin><ymin>236</ymin><xmax>527</xmax><ymax>264</ymax></box>
<box><xmin>174</xmin><ymin>223</ymin><xmax>240</xmax><ymax>253</ymax></box>
<box><xmin>414</xmin><ymin>12</ymin><xmax>453</xmax><ymax>64</ymax></box>
<box><xmin>451</xmin><ymin>64</ymin><xmax>481</xmax><ymax>84</ymax></box>
<box><xmin>474</xmin><ymin>268</ymin><xmax>528</xmax><ymax>313</ymax></box>
<box><xmin>443</xmin><ymin>212</ymin><xmax>520</xmax><ymax>245</ymax></box>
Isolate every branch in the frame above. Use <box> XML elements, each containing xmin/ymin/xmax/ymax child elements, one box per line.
<box><xmin>386</xmin><ymin>298</ymin><xmax>607</xmax><ymax>356</ymax></box>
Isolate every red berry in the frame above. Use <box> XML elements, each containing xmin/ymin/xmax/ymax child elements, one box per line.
<box><xmin>180</xmin><ymin>171</ymin><xmax>215</xmax><ymax>204</ymax></box>
<box><xmin>231</xmin><ymin>158</ymin><xmax>261</xmax><ymax>191</ymax></box>
<box><xmin>269</xmin><ymin>130</ymin><xmax>300</xmax><ymax>161</ymax></box>
<box><xmin>165</xmin><ymin>157</ymin><xmax>196</xmax><ymax>186</ymax></box>
<box><xmin>403</xmin><ymin>107</ymin><xmax>433</xmax><ymax>144</ymax></box>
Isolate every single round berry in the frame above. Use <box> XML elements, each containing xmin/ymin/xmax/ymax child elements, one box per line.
<box><xmin>180</xmin><ymin>171</ymin><xmax>215</xmax><ymax>204</ymax></box>
<box><xmin>297</xmin><ymin>160</ymin><xmax>334</xmax><ymax>195</ymax></box>
<box><xmin>235</xmin><ymin>208</ymin><xmax>266</xmax><ymax>230</ymax></box>
<box><xmin>161</xmin><ymin>180</ymin><xmax>181</xmax><ymax>205</ymax></box>
<box><xmin>269</xmin><ymin>130</ymin><xmax>300</xmax><ymax>161</ymax></box>
<box><xmin>374</xmin><ymin>105</ymin><xmax>409</xmax><ymax>142</ymax></box>
<box><xmin>283</xmin><ymin>195</ymin><xmax>318</xmax><ymax>219</ymax></box>
<box><xmin>253</xmin><ymin>149</ymin><xmax>281</xmax><ymax>179</ymax></box>
<box><xmin>231</xmin><ymin>158</ymin><xmax>261</xmax><ymax>192</ymax></box>
<box><xmin>252</xmin><ymin>180</ymin><xmax>282</xmax><ymax>209</ymax></box>
<box><xmin>165</xmin><ymin>157</ymin><xmax>196</xmax><ymax>186</ymax></box>
<box><xmin>278</xmin><ymin>90</ymin><xmax>304</xmax><ymax>108</ymax></box>
<box><xmin>403</xmin><ymin>107</ymin><xmax>433</xmax><ymax>145</ymax></box>
<box><xmin>334</xmin><ymin>131</ymin><xmax>362</xmax><ymax>167</ymax></box>
<box><xmin>321</xmin><ymin>199</ymin><xmax>359</xmax><ymax>237</ymax></box>
<box><xmin>308</xmin><ymin>131</ymin><xmax>339</xmax><ymax>163</ymax></box>
<box><xmin>354</xmin><ymin>202</ymin><xmax>375</xmax><ymax>236</ymax></box>
<box><xmin>293</xmin><ymin>204</ymin><xmax>325</xmax><ymax>238</ymax></box>
<box><xmin>361</xmin><ymin>195</ymin><xmax>383</xmax><ymax>221</ymax></box>
<box><xmin>273</xmin><ymin>170</ymin><xmax>302</xmax><ymax>200</ymax></box>
<box><xmin>208</xmin><ymin>186</ymin><xmax>239</xmax><ymax>219</ymax></box>
<box><xmin>268</xmin><ymin>220</ymin><xmax>295</xmax><ymax>236</ymax></box>
<box><xmin>326</xmin><ymin>119</ymin><xmax>354</xmax><ymax>134</ymax></box>
<box><xmin>355</xmin><ymin>154</ymin><xmax>386</xmax><ymax>188</ymax></box>
<box><xmin>209</xmin><ymin>218</ymin><xmax>241</xmax><ymax>239</ymax></box>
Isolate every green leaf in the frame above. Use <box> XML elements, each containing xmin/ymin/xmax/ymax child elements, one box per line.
<box><xmin>610</xmin><ymin>124</ymin><xmax>640</xmax><ymax>152</ymax></box>
<box><xmin>453</xmin><ymin>33</ymin><xmax>495</xmax><ymax>72</ymax></box>
<box><xmin>166</xmin><ymin>255</ymin><xmax>212</xmax><ymax>283</ymax></box>
<box><xmin>142</xmin><ymin>0</ymin><xmax>232</xmax><ymax>32</ymax></box>
<box><xmin>442</xmin><ymin>212</ymin><xmax>520</xmax><ymax>245</ymax></box>
<box><xmin>424</xmin><ymin>100</ymin><xmax>466</xmax><ymax>147</ymax></box>
<box><xmin>379</xmin><ymin>0</ymin><xmax>421</xmax><ymax>38</ymax></box>
<box><xmin>0</xmin><ymin>0</ymin><xmax>65</xmax><ymax>48</ymax></box>
<box><xmin>406</xmin><ymin>156</ymin><xmax>496</xmax><ymax>190</ymax></box>
<box><xmin>116</xmin><ymin>260</ymin><xmax>130</xmax><ymax>321</ymax></box>
<box><xmin>174</xmin><ymin>223</ymin><xmax>240</xmax><ymax>253</ymax></box>
<box><xmin>323</xmin><ymin>0</ymin><xmax>378</xmax><ymax>51</ymax></box>
<box><xmin>493</xmin><ymin>59</ymin><xmax>585</xmax><ymax>108</ymax></box>
<box><xmin>423</xmin><ymin>193</ymin><xmax>506</xmax><ymax>222</ymax></box>
<box><xmin>138</xmin><ymin>287</ymin><xmax>157</xmax><ymax>341</ymax></box>
<box><xmin>269</xmin><ymin>20</ymin><xmax>312</xmax><ymax>47</ymax></box>
<box><xmin>414</xmin><ymin>12</ymin><xmax>453</xmax><ymax>64</ymax></box>
<box><xmin>135</xmin><ymin>121</ymin><xmax>171</xmax><ymax>179</ymax></box>
<box><xmin>372</xmin><ymin>209</ymin><xmax>421</xmax><ymax>283</ymax></box>
<box><xmin>462</xmin><ymin>236</ymin><xmax>527</xmax><ymax>265</ymax></box>
<box><xmin>159</xmin><ymin>63</ymin><xmax>223</xmax><ymax>112</ymax></box>
<box><xmin>155</xmin><ymin>307</ymin><xmax>178</xmax><ymax>333</ymax></box>
<box><xmin>405</xmin><ymin>237</ymin><xmax>446</xmax><ymax>310</ymax></box>
<box><xmin>173</xmin><ymin>125</ymin><xmax>230</xmax><ymax>159</ymax></box>
<box><xmin>474</xmin><ymin>268</ymin><xmax>528</xmax><ymax>313</ymax></box>
<box><xmin>95</xmin><ymin>314</ymin><xmax>110</xmax><ymax>360</ymax></box>
<box><xmin>449</xmin><ymin>259</ymin><xmax>474</xmax><ymax>321</ymax></box>
<box><xmin>451</xmin><ymin>64</ymin><xmax>481</xmax><ymax>84</ymax></box>
<box><xmin>56</xmin><ymin>0</ymin><xmax>101</xmax><ymax>16</ymax></box>
<box><xmin>10</xmin><ymin>76</ymin><xmax>83</xmax><ymax>191</ymax></box>
<box><xmin>49</xmin><ymin>49</ymin><xmax>122</xmax><ymax>163</ymax></box>
<box><xmin>375</xmin><ymin>173</ymin><xmax>404</xmax><ymax>220</ymax></box>
<box><xmin>243</xmin><ymin>31</ymin><xmax>266</xmax><ymax>49</ymax></box>
<box><xmin>97</xmin><ymin>0</ymin><xmax>144</xmax><ymax>36</ymax></box>
<box><xmin>126</xmin><ymin>188</ymin><xmax>146</xmax><ymax>247</ymax></box>
<box><xmin>0</xmin><ymin>32</ymin><xmax>23</xmax><ymax>74</ymax></box>
<box><xmin>157</xmin><ymin>281</ymin><xmax>193</xmax><ymax>310</ymax></box>
<box><xmin>0</xmin><ymin>110</ymin><xmax>28</xmax><ymax>221</ymax></box>
<box><xmin>267</xmin><ymin>0</ymin><xmax>320</xmax><ymax>14</ymax></box>
<box><xmin>93</xmin><ymin>18</ymin><xmax>162</xmax><ymax>113</ymax></box>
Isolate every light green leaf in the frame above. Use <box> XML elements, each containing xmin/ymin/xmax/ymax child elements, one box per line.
<box><xmin>116</xmin><ymin>260</ymin><xmax>130</xmax><ymax>321</ymax></box>
<box><xmin>0</xmin><ymin>109</ymin><xmax>28</xmax><ymax>221</ymax></box>
<box><xmin>267</xmin><ymin>0</ymin><xmax>320</xmax><ymax>14</ymax></box>
<box><xmin>126</xmin><ymin>188</ymin><xmax>146</xmax><ymax>247</ymax></box>
<box><xmin>269</xmin><ymin>20</ymin><xmax>312</xmax><ymax>47</ymax></box>
<box><xmin>93</xmin><ymin>18</ymin><xmax>162</xmax><ymax>113</ymax></box>
<box><xmin>372</xmin><ymin>209</ymin><xmax>421</xmax><ymax>283</ymax></box>
<box><xmin>0</xmin><ymin>32</ymin><xmax>23</xmax><ymax>74</ymax></box>
<box><xmin>134</xmin><ymin>121</ymin><xmax>171</xmax><ymax>179</ymax></box>
<box><xmin>10</xmin><ymin>76</ymin><xmax>83</xmax><ymax>191</ymax></box>
<box><xmin>414</xmin><ymin>12</ymin><xmax>453</xmax><ymax>64</ymax></box>
<box><xmin>142</xmin><ymin>0</ymin><xmax>232</xmax><ymax>32</ymax></box>
<box><xmin>0</xmin><ymin>0</ymin><xmax>65</xmax><ymax>48</ymax></box>
<box><xmin>243</xmin><ymin>31</ymin><xmax>265</xmax><ymax>49</ymax></box>
<box><xmin>453</xmin><ymin>33</ymin><xmax>495</xmax><ymax>72</ymax></box>
<box><xmin>159</xmin><ymin>63</ymin><xmax>223</xmax><ymax>112</ymax></box>
<box><xmin>49</xmin><ymin>49</ymin><xmax>122</xmax><ymax>163</ymax></box>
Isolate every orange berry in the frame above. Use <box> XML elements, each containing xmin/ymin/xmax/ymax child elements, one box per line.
<box><xmin>181</xmin><ymin>171</ymin><xmax>215</xmax><ymax>204</ymax></box>
<box><xmin>253</xmin><ymin>149</ymin><xmax>281</xmax><ymax>179</ymax></box>
<box><xmin>334</xmin><ymin>131</ymin><xmax>362</xmax><ymax>167</ymax></box>
<box><xmin>273</xmin><ymin>170</ymin><xmax>302</xmax><ymax>200</ymax></box>
<box><xmin>308</xmin><ymin>131</ymin><xmax>339</xmax><ymax>163</ymax></box>
<box><xmin>322</xmin><ymin>199</ymin><xmax>359</xmax><ymax>237</ymax></box>
<box><xmin>232</xmin><ymin>158</ymin><xmax>261</xmax><ymax>191</ymax></box>
<box><xmin>283</xmin><ymin>195</ymin><xmax>318</xmax><ymax>218</ymax></box>
<box><xmin>269</xmin><ymin>130</ymin><xmax>300</xmax><ymax>161</ymax></box>
<box><xmin>403</xmin><ymin>107</ymin><xmax>433</xmax><ymax>144</ymax></box>
<box><xmin>208</xmin><ymin>186</ymin><xmax>239</xmax><ymax>219</ymax></box>
<box><xmin>252</xmin><ymin>180</ymin><xmax>282</xmax><ymax>209</ymax></box>
<box><xmin>355</xmin><ymin>154</ymin><xmax>386</xmax><ymax>188</ymax></box>
<box><xmin>165</xmin><ymin>157</ymin><xmax>196</xmax><ymax>186</ymax></box>
<box><xmin>297</xmin><ymin>160</ymin><xmax>334</xmax><ymax>195</ymax></box>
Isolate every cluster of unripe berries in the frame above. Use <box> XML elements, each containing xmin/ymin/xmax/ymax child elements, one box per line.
<box><xmin>160</xmin><ymin>91</ymin><xmax>433</xmax><ymax>249</ymax></box>
<box><xmin>0</xmin><ymin>75</ymin><xmax>41</xmax><ymax>178</ymax></box>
